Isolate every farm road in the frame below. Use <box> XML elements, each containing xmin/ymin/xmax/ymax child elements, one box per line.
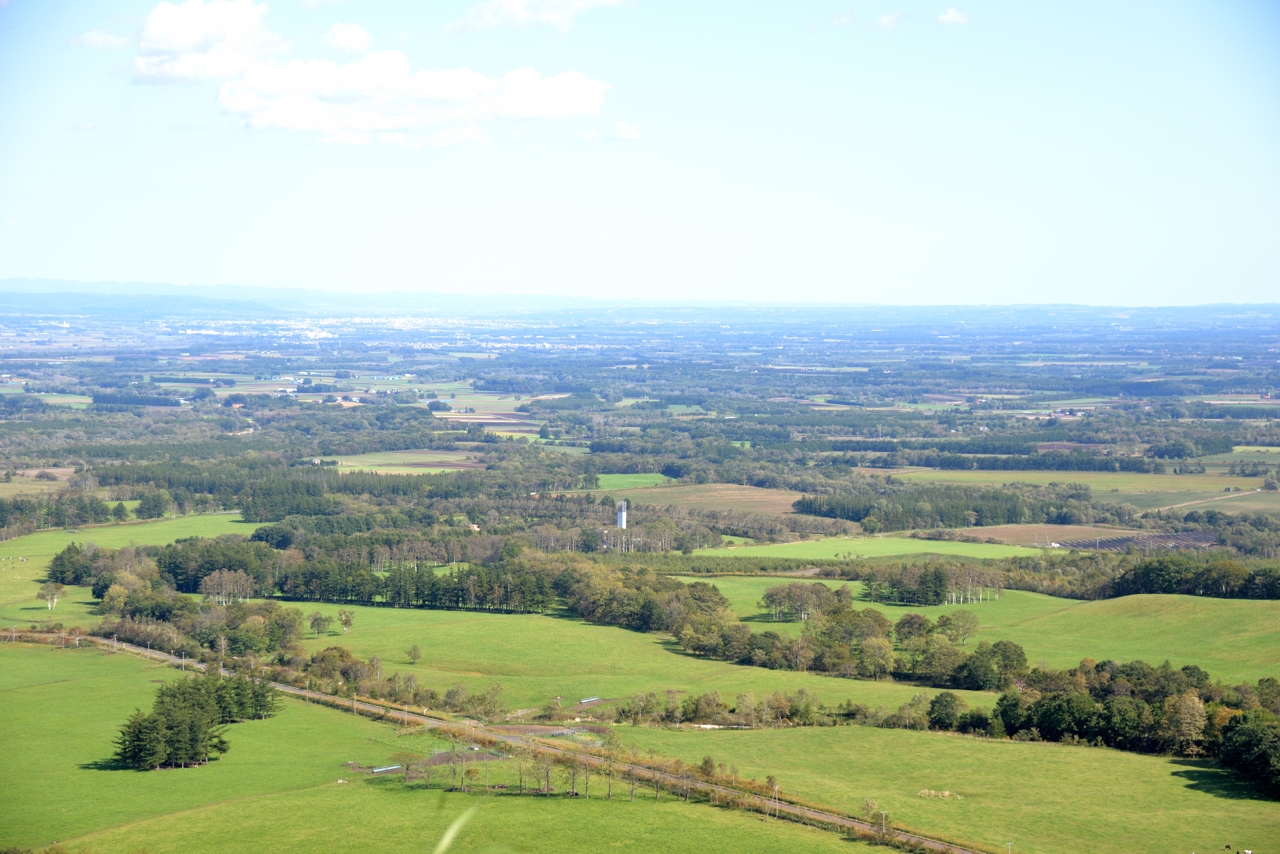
<box><xmin>17</xmin><ymin>634</ymin><xmax>985</xmax><ymax>854</ymax></box>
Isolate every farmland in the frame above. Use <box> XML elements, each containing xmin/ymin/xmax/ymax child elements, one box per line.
<box><xmin>288</xmin><ymin>602</ymin><xmax>994</xmax><ymax>711</ymax></box>
<box><xmin>703</xmin><ymin>536</ymin><xmax>1042</xmax><ymax>560</ymax></box>
<box><xmin>1</xmin><ymin>645</ymin><xmax>859</xmax><ymax>854</ymax></box>
<box><xmin>882</xmin><ymin>467</ymin><xmax>1266</xmax><ymax>495</ymax></box>
<box><xmin>614</xmin><ymin>724</ymin><xmax>1278</xmax><ymax>854</ymax></box>
<box><xmin>612</xmin><ymin>483</ymin><xmax>806</xmax><ymax>515</ymax></box>
<box><xmin>326</xmin><ymin>449</ymin><xmax>488</xmax><ymax>474</ymax></box>
<box><xmin>1</xmin><ymin>296</ymin><xmax>1279</xmax><ymax>854</ymax></box>
<box><xmin>0</xmin><ymin>475</ymin><xmax>65</xmax><ymax>498</ymax></box>
<box><xmin>0</xmin><ymin>515</ymin><xmax>264</xmax><ymax>626</ymax></box>
<box><xmin>672</xmin><ymin>576</ymin><xmax>1280</xmax><ymax>682</ymax></box>
<box><xmin>68</xmin><ymin>786</ymin><xmax>864</xmax><ymax>854</ymax></box>
<box><xmin>948</xmin><ymin>523</ymin><xmax>1128</xmax><ymax>546</ymax></box>
<box><xmin>594</xmin><ymin>473</ymin><xmax>671</xmax><ymax>489</ymax></box>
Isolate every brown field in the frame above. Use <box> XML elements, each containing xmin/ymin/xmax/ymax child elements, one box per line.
<box><xmin>15</xmin><ymin>467</ymin><xmax>73</xmax><ymax>479</ymax></box>
<box><xmin>609</xmin><ymin>483</ymin><xmax>804</xmax><ymax>514</ymax></box>
<box><xmin>329</xmin><ymin>450</ymin><xmax>488</xmax><ymax>474</ymax></box>
<box><xmin>955</xmin><ymin>523</ymin><xmax>1134</xmax><ymax>546</ymax></box>
<box><xmin>0</xmin><ymin>477</ymin><xmax>65</xmax><ymax>498</ymax></box>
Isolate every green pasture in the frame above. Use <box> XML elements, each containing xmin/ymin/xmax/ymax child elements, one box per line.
<box><xmin>1178</xmin><ymin>490</ymin><xmax>1280</xmax><ymax>515</ymax></box>
<box><xmin>0</xmin><ymin>514</ymin><xmax>264</xmax><ymax>627</ymax></box>
<box><xmin>1</xmin><ymin>645</ymin><xmax>867</xmax><ymax>854</ymax></box>
<box><xmin>1105</xmin><ymin>489</ymin><xmax>1278</xmax><ymax>512</ymax></box>
<box><xmin>700</xmin><ymin>536</ymin><xmax>1041</xmax><ymax>560</ymax></box>
<box><xmin>887</xmin><ymin>468</ymin><xmax>1264</xmax><ymax>493</ymax></box>
<box><xmin>67</xmin><ymin>786</ymin><xmax>864</xmax><ymax>854</ymax></box>
<box><xmin>0</xmin><ymin>513</ymin><xmax>260</xmax><ymax>559</ymax></box>
<box><xmin>616</xmin><ymin>725</ymin><xmax>1278</xmax><ymax>854</ymax></box>
<box><xmin>1198</xmin><ymin>449</ymin><xmax>1280</xmax><ymax>464</ymax></box>
<box><xmin>291</xmin><ymin>603</ymin><xmax>992</xmax><ymax>712</ymax></box>
<box><xmin>595</xmin><ymin>473</ymin><xmax>671</xmax><ymax>489</ymax></box>
<box><xmin>672</xmin><ymin>576</ymin><xmax>1280</xmax><ymax>682</ymax></box>
<box><xmin>0</xmin><ymin>645</ymin><xmax>393</xmax><ymax>850</ymax></box>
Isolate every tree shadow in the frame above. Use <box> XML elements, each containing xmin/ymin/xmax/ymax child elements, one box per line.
<box><xmin>741</xmin><ymin>613</ymin><xmax>794</xmax><ymax>627</ymax></box>
<box><xmin>79</xmin><ymin>756</ymin><xmax>132</xmax><ymax>772</ymax></box>
<box><xmin>1169</xmin><ymin>759</ymin><xmax>1273</xmax><ymax>802</ymax></box>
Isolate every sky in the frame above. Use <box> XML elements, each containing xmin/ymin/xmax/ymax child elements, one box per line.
<box><xmin>0</xmin><ymin>0</ymin><xmax>1278</xmax><ymax>305</ymax></box>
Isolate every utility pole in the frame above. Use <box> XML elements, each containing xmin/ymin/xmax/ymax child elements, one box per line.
<box><xmin>1007</xmin><ymin>844</ymin><xmax>1013</xmax><ymax>854</ymax></box>
<box><xmin>881</xmin><ymin>811</ymin><xmax>887</xmax><ymax>838</ymax></box>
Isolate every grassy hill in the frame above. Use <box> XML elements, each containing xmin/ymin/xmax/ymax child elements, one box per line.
<box><xmin>290</xmin><ymin>603</ymin><xmax>993</xmax><ymax>711</ymax></box>
<box><xmin>615</xmin><ymin>724</ymin><xmax>1277</xmax><ymax>854</ymax></box>
<box><xmin>678</xmin><ymin>576</ymin><xmax>1280</xmax><ymax>682</ymax></box>
<box><xmin>0</xmin><ymin>644</ymin><xmax>864</xmax><ymax>854</ymax></box>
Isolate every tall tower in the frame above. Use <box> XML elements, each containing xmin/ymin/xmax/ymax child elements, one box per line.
<box><xmin>617</xmin><ymin>500</ymin><xmax>627</xmax><ymax>530</ymax></box>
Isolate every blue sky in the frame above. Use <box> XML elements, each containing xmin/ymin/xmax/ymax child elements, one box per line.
<box><xmin>0</xmin><ymin>0</ymin><xmax>1277</xmax><ymax>304</ymax></box>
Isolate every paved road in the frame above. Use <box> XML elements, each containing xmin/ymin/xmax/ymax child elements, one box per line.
<box><xmin>17</xmin><ymin>633</ymin><xmax>984</xmax><ymax>854</ymax></box>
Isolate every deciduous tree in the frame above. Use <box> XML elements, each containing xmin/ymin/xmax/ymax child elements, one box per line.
<box><xmin>38</xmin><ymin>581</ymin><xmax>64</xmax><ymax>610</ymax></box>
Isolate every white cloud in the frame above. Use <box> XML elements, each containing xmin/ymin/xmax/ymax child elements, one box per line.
<box><xmin>300</xmin><ymin>0</ymin><xmax>343</xmax><ymax>6</ymax></box>
<box><xmin>452</xmin><ymin>0</ymin><xmax>623</xmax><ymax>33</ymax></box>
<box><xmin>134</xmin><ymin>0</ymin><xmax>286</xmax><ymax>82</ymax></box>
<box><xmin>428</xmin><ymin>126</ymin><xmax>490</xmax><ymax>148</ymax></box>
<box><xmin>127</xmin><ymin>0</ymin><xmax>609</xmax><ymax>145</ymax></box>
<box><xmin>938</xmin><ymin>7</ymin><xmax>969</xmax><ymax>24</ymax></box>
<box><xmin>75</xmin><ymin>30</ymin><xmax>130</xmax><ymax>49</ymax></box>
<box><xmin>77</xmin><ymin>120</ymin><xmax>104</xmax><ymax>131</ymax></box>
<box><xmin>830</xmin><ymin>14</ymin><xmax>853</xmax><ymax>28</ymax></box>
<box><xmin>323</xmin><ymin>22</ymin><xmax>370</xmax><ymax>52</ymax></box>
<box><xmin>877</xmin><ymin>13</ymin><xmax>901</xmax><ymax>30</ymax></box>
<box><xmin>614</xmin><ymin>120</ymin><xmax>639</xmax><ymax>140</ymax></box>
<box><xmin>218</xmin><ymin>51</ymin><xmax>610</xmax><ymax>143</ymax></box>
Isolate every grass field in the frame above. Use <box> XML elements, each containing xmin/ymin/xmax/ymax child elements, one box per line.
<box><xmin>1174</xmin><ymin>490</ymin><xmax>1280</xmax><ymax>514</ymax></box>
<box><xmin>607</xmin><ymin>483</ymin><xmax>805</xmax><ymax>515</ymax></box>
<box><xmin>702</xmin><ymin>536</ymin><xmax>1041</xmax><ymax>560</ymax></box>
<box><xmin>615</xmin><ymin>725</ymin><xmax>1278</xmax><ymax>854</ymax></box>
<box><xmin>1104</xmin><ymin>491</ymin><xmax>1233</xmax><ymax>509</ymax></box>
<box><xmin>884</xmin><ymin>468</ymin><xmax>1265</xmax><ymax>493</ymax></box>
<box><xmin>595</xmin><ymin>473</ymin><xmax>671</xmax><ymax>489</ymax></box>
<box><xmin>329</xmin><ymin>449</ymin><xmax>487</xmax><ymax>474</ymax></box>
<box><xmin>1</xmin><ymin>646</ymin><xmax>862</xmax><ymax>854</ymax></box>
<box><xmin>669</xmin><ymin>577</ymin><xmax>1280</xmax><ymax>682</ymax></box>
<box><xmin>0</xmin><ymin>514</ymin><xmax>264</xmax><ymax>627</ymax></box>
<box><xmin>291</xmin><ymin>603</ymin><xmax>993</xmax><ymax>712</ymax></box>
<box><xmin>0</xmin><ymin>476</ymin><xmax>65</xmax><ymax>498</ymax></box>
<box><xmin>68</xmin><ymin>785</ymin><xmax>865</xmax><ymax>854</ymax></box>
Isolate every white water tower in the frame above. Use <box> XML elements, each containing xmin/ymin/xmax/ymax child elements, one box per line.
<box><xmin>617</xmin><ymin>500</ymin><xmax>627</xmax><ymax>530</ymax></box>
